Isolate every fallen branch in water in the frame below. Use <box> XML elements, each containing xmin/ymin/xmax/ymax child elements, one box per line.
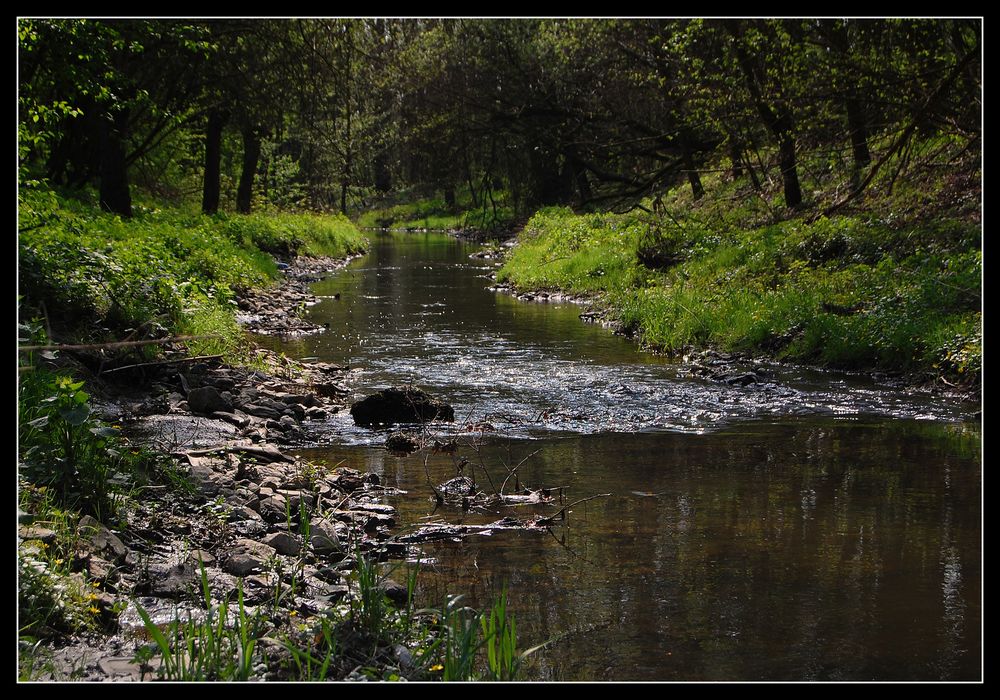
<box><xmin>541</xmin><ymin>493</ymin><xmax>613</xmax><ymax>523</ymax></box>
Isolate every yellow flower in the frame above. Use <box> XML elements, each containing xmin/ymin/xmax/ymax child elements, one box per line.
<box><xmin>91</xmin><ymin>582</ymin><xmax>100</xmax><ymax>588</ymax></box>
<box><xmin>88</xmin><ymin>606</ymin><xmax>100</xmax><ymax>615</ymax></box>
<box><xmin>429</xmin><ymin>664</ymin><xmax>444</xmax><ymax>672</ymax></box>
<box><xmin>54</xmin><ymin>558</ymin><xmax>64</xmax><ymax>566</ymax></box>
<box><xmin>289</xmin><ymin>610</ymin><xmax>298</xmax><ymax>617</ymax></box>
<box><xmin>87</xmin><ymin>593</ymin><xmax>99</xmax><ymax>601</ymax></box>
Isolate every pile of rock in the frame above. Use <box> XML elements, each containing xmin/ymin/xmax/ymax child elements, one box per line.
<box><xmin>124</xmin><ymin>356</ymin><xmax>352</xmax><ymax>448</ymax></box>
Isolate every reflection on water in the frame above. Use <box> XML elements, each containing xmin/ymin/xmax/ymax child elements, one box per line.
<box><xmin>302</xmin><ymin>420</ymin><xmax>981</xmax><ymax>680</ymax></box>
<box><xmin>272</xmin><ymin>231</ymin><xmax>980</xmax><ymax>680</ymax></box>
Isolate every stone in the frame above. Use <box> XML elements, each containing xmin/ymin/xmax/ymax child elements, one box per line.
<box><xmin>78</xmin><ymin>515</ymin><xmax>129</xmax><ymax>563</ymax></box>
<box><xmin>349</xmin><ymin>386</ymin><xmax>454</xmax><ymax>427</ymax></box>
<box><xmin>87</xmin><ymin>555</ymin><xmax>114</xmax><ymax>581</ymax></box>
<box><xmin>210</xmin><ymin>411</ymin><xmax>251</xmax><ymax>428</ymax></box>
<box><xmin>262</xmin><ymin>531</ymin><xmax>301</xmax><ymax>556</ymax></box>
<box><xmin>310</xmin><ymin>517</ymin><xmax>347</xmax><ymax>555</ymax></box>
<box><xmin>222</xmin><ymin>553</ymin><xmax>261</xmax><ymax>577</ymax></box>
<box><xmin>314</xmin><ymin>383</ymin><xmax>349</xmax><ymax>399</ymax></box>
<box><xmin>258</xmin><ymin>494</ymin><xmax>289</xmax><ymax>523</ymax></box>
<box><xmin>279</xmin><ymin>393</ymin><xmax>320</xmax><ymax>408</ymax></box>
<box><xmin>380</xmin><ymin>578</ymin><xmax>410</xmax><ymax>606</ymax></box>
<box><xmin>722</xmin><ymin>372</ymin><xmax>760</xmax><ymax>386</ymax></box>
<box><xmin>150</xmin><ymin>561</ymin><xmax>200</xmax><ymax>597</ymax></box>
<box><xmin>18</xmin><ymin>525</ymin><xmax>57</xmax><ymax>543</ymax></box>
<box><xmin>187</xmin><ymin>386</ymin><xmax>233</xmax><ymax>415</ymax></box>
<box><xmin>222</xmin><ymin>538</ymin><xmax>275</xmax><ymax>576</ymax></box>
<box><xmin>385</xmin><ymin>432</ymin><xmax>420</xmax><ymax>454</ymax></box>
<box><xmin>243</xmin><ymin>403</ymin><xmax>283</xmax><ymax>420</ymax></box>
<box><xmin>186</xmin><ymin>549</ymin><xmax>216</xmax><ymax>567</ymax></box>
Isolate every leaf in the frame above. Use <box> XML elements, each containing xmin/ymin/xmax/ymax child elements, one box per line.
<box><xmin>74</xmin><ymin>390</ymin><xmax>90</xmax><ymax>404</ymax></box>
<box><xmin>27</xmin><ymin>415</ymin><xmax>49</xmax><ymax>429</ymax></box>
<box><xmin>89</xmin><ymin>426</ymin><xmax>120</xmax><ymax>438</ymax></box>
<box><xmin>59</xmin><ymin>403</ymin><xmax>91</xmax><ymax>426</ymax></box>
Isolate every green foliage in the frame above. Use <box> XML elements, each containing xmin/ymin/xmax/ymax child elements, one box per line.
<box><xmin>499</xmin><ymin>180</ymin><xmax>981</xmax><ymax>384</ymax></box>
<box><xmin>357</xmin><ymin>190</ymin><xmax>517</xmax><ymax>234</ymax></box>
<box><xmin>18</xmin><ymin>368</ymin><xmax>151</xmax><ymax>521</ymax></box>
<box><xmin>18</xmin><ymin>544</ymin><xmax>98</xmax><ymax>639</ymax></box>
<box><xmin>18</xmin><ymin>480</ymin><xmax>113</xmax><ymax>644</ymax></box>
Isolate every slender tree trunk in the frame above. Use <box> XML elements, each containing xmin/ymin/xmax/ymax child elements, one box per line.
<box><xmin>444</xmin><ymin>187</ymin><xmax>456</xmax><ymax>210</ymax></box>
<box><xmin>777</xmin><ymin>130</ymin><xmax>802</xmax><ymax>208</ymax></box>
<box><xmin>564</xmin><ymin>144</ymin><xmax>592</xmax><ymax>204</ymax></box>
<box><xmin>201</xmin><ymin>109</ymin><xmax>227</xmax><ymax>215</ymax></box>
<box><xmin>681</xmin><ymin>138</ymin><xmax>705</xmax><ymax>200</ymax></box>
<box><xmin>726</xmin><ymin>20</ymin><xmax>803</xmax><ymax>208</ymax></box>
<box><xmin>374</xmin><ymin>149</ymin><xmax>392</xmax><ymax>193</ymax></box>
<box><xmin>728</xmin><ymin>137</ymin><xmax>744</xmax><ymax>179</ymax></box>
<box><xmin>845</xmin><ymin>96</ymin><xmax>871</xmax><ymax>189</ymax></box>
<box><xmin>99</xmin><ymin>108</ymin><xmax>132</xmax><ymax>218</ymax></box>
<box><xmin>237</xmin><ymin>126</ymin><xmax>261</xmax><ymax>214</ymax></box>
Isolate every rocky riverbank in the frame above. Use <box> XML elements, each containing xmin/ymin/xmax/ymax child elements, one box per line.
<box><xmin>17</xmin><ymin>254</ymin><xmax>432</xmax><ymax>681</ymax></box>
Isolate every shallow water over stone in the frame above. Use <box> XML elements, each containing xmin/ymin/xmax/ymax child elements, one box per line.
<box><xmin>264</xmin><ymin>231</ymin><xmax>981</xmax><ymax>680</ymax></box>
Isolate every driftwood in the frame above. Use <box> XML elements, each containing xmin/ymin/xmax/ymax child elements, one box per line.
<box><xmin>396</xmin><ymin>516</ymin><xmax>547</xmax><ymax>543</ymax></box>
<box><xmin>18</xmin><ymin>335</ymin><xmax>220</xmax><ymax>353</ymax></box>
<box><xmin>173</xmin><ymin>444</ymin><xmax>295</xmax><ymax>464</ymax></box>
<box><xmin>101</xmin><ymin>354</ymin><xmax>223</xmax><ymax>374</ymax></box>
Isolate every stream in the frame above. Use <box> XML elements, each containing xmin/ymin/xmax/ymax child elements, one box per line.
<box><xmin>258</xmin><ymin>231</ymin><xmax>981</xmax><ymax>681</ymax></box>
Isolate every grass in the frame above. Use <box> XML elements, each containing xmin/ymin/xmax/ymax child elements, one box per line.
<box><xmin>134</xmin><ymin>566</ymin><xmax>261</xmax><ymax>681</ymax></box>
<box><xmin>18</xmin><ymin>186</ymin><xmax>368</xmax><ymax>366</ymax></box>
<box><xmin>128</xmin><ymin>551</ymin><xmax>529</xmax><ymax>681</ymax></box>
<box><xmin>498</xmin><ymin>150</ymin><xmax>981</xmax><ymax>387</ymax></box>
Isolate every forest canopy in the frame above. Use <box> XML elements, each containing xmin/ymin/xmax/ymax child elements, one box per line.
<box><xmin>19</xmin><ymin>18</ymin><xmax>981</xmax><ymax>219</ymax></box>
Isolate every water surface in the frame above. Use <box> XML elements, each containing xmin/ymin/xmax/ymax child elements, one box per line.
<box><xmin>267</xmin><ymin>231</ymin><xmax>981</xmax><ymax>681</ymax></box>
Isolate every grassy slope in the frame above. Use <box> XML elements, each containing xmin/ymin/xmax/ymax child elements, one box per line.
<box><xmin>18</xmin><ymin>189</ymin><xmax>368</xmax><ymax>362</ymax></box>
<box><xmin>498</xmin><ymin>148</ymin><xmax>981</xmax><ymax>388</ymax></box>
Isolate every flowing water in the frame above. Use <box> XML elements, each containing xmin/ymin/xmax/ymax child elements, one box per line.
<box><xmin>261</xmin><ymin>231</ymin><xmax>981</xmax><ymax>681</ymax></box>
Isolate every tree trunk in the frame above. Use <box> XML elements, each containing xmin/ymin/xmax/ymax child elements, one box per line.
<box><xmin>374</xmin><ymin>149</ymin><xmax>392</xmax><ymax>193</ymax></box>
<box><xmin>845</xmin><ymin>96</ymin><xmax>871</xmax><ymax>189</ymax></box>
<box><xmin>728</xmin><ymin>138</ymin><xmax>744</xmax><ymax>179</ymax></box>
<box><xmin>444</xmin><ymin>187</ymin><xmax>456</xmax><ymax>210</ymax></box>
<box><xmin>682</xmin><ymin>139</ymin><xmax>705</xmax><ymax>200</ymax></box>
<box><xmin>99</xmin><ymin>108</ymin><xmax>132</xmax><ymax>218</ymax></box>
<box><xmin>201</xmin><ymin>109</ymin><xmax>227</xmax><ymax>215</ymax></box>
<box><xmin>777</xmin><ymin>132</ymin><xmax>802</xmax><ymax>208</ymax></box>
<box><xmin>236</xmin><ymin>126</ymin><xmax>261</xmax><ymax>214</ymax></box>
<box><xmin>564</xmin><ymin>145</ymin><xmax>592</xmax><ymax>204</ymax></box>
<box><xmin>725</xmin><ymin>20</ymin><xmax>803</xmax><ymax>208</ymax></box>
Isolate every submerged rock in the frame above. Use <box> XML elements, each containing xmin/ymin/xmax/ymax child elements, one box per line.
<box><xmin>350</xmin><ymin>386</ymin><xmax>454</xmax><ymax>427</ymax></box>
<box><xmin>385</xmin><ymin>432</ymin><xmax>420</xmax><ymax>454</ymax></box>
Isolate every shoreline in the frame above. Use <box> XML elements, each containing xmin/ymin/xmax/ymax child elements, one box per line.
<box><xmin>19</xmin><ymin>252</ymin><xmax>431</xmax><ymax>681</ymax></box>
<box><xmin>485</xmin><ymin>277</ymin><xmax>982</xmax><ymax>409</ymax></box>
